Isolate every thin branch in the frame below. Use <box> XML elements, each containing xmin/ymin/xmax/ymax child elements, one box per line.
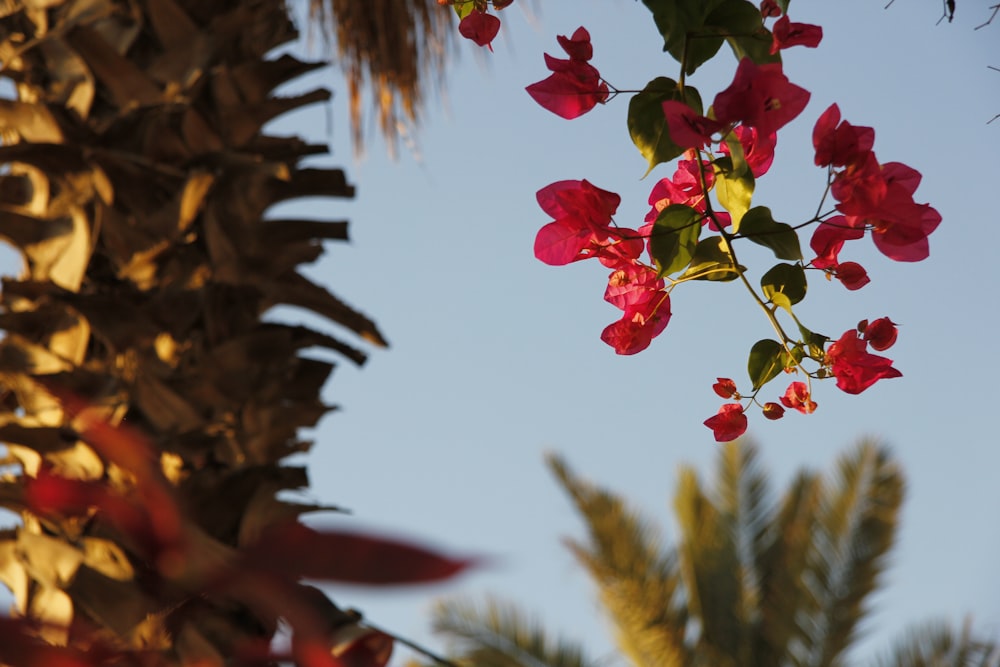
<box><xmin>359</xmin><ymin>619</ymin><xmax>462</xmax><ymax>667</ymax></box>
<box><xmin>936</xmin><ymin>0</ymin><xmax>956</xmax><ymax>25</ymax></box>
<box><xmin>975</xmin><ymin>3</ymin><xmax>999</xmax><ymax>29</ymax></box>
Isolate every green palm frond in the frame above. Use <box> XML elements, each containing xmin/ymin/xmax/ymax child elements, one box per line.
<box><xmin>673</xmin><ymin>441</ymin><xmax>773</xmax><ymax>667</ymax></box>
<box><xmin>870</xmin><ymin>619</ymin><xmax>1000</xmax><ymax>667</ymax></box>
<box><xmin>433</xmin><ymin>596</ymin><xmax>600</xmax><ymax>667</ymax></box>
<box><xmin>548</xmin><ymin>453</ymin><xmax>690</xmax><ymax>667</ymax></box>
<box><xmin>804</xmin><ymin>441</ymin><xmax>905</xmax><ymax>667</ymax></box>
<box><xmin>755</xmin><ymin>471</ymin><xmax>825</xmax><ymax>667</ymax></box>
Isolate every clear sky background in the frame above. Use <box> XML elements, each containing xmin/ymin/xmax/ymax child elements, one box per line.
<box><xmin>3</xmin><ymin>0</ymin><xmax>1000</xmax><ymax>664</ymax></box>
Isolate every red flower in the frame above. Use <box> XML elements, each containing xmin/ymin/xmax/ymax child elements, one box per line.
<box><xmin>719</xmin><ymin>125</ymin><xmax>777</xmax><ymax>177</ymax></box>
<box><xmin>713</xmin><ymin>58</ymin><xmax>811</xmax><ymax>137</ymax></box>
<box><xmin>813</xmin><ymin>104</ymin><xmax>875</xmax><ymax>168</ymax></box>
<box><xmin>661</xmin><ymin>100</ymin><xmax>725</xmax><ymax>150</ymax></box>
<box><xmin>833</xmin><ymin>160</ymin><xmax>941</xmax><ymax>263</ymax></box>
<box><xmin>713</xmin><ymin>377</ymin><xmax>738</xmax><ymax>399</ymax></box>
<box><xmin>526</xmin><ymin>27</ymin><xmax>609</xmax><ymax>119</ymax></box>
<box><xmin>862</xmin><ymin>317</ymin><xmax>898</xmax><ymax>351</ymax></box>
<box><xmin>704</xmin><ymin>403</ymin><xmax>748</xmax><ymax>442</ymax></box>
<box><xmin>809</xmin><ymin>216</ymin><xmax>864</xmax><ymax>269</ymax></box>
<box><xmin>600</xmin><ymin>292</ymin><xmax>671</xmax><ymax>355</ymax></box>
<box><xmin>831</xmin><ymin>152</ymin><xmax>887</xmax><ymax>214</ymax></box>
<box><xmin>826</xmin><ymin>329</ymin><xmax>902</xmax><ymax>394</ymax></box>
<box><xmin>534</xmin><ymin>180</ymin><xmax>621</xmax><ymax>265</ymax></box>
<box><xmin>643</xmin><ymin>156</ymin><xmax>731</xmax><ymax>231</ymax></box>
<box><xmin>760</xmin><ymin>0</ymin><xmax>782</xmax><ymax>17</ymax></box>
<box><xmin>769</xmin><ymin>15</ymin><xmax>823</xmax><ymax>54</ymax></box>
<box><xmin>605</xmin><ymin>263</ymin><xmax>665</xmax><ymax>311</ymax></box>
<box><xmin>762</xmin><ymin>402</ymin><xmax>785</xmax><ymax>420</ymax></box>
<box><xmin>834</xmin><ymin>261</ymin><xmax>870</xmax><ymax>290</ymax></box>
<box><xmin>459</xmin><ymin>10</ymin><xmax>501</xmax><ymax>51</ymax></box>
<box><xmin>780</xmin><ymin>381</ymin><xmax>817</xmax><ymax>414</ymax></box>
<box><xmin>863</xmin><ymin>163</ymin><xmax>942</xmax><ymax>262</ymax></box>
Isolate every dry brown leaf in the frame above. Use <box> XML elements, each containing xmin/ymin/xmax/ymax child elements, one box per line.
<box><xmin>133</xmin><ymin>373</ymin><xmax>204</xmax><ymax>433</ymax></box>
<box><xmin>15</xmin><ymin>530</ymin><xmax>84</xmax><ymax>589</ymax></box>
<box><xmin>0</xmin><ymin>99</ymin><xmax>65</xmax><ymax>143</ymax></box>
<box><xmin>79</xmin><ymin>536</ymin><xmax>134</xmax><ymax>581</ymax></box>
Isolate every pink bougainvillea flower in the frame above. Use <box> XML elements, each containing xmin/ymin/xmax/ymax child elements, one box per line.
<box><xmin>704</xmin><ymin>403</ymin><xmax>748</xmax><ymax>442</ymax></box>
<box><xmin>834</xmin><ymin>160</ymin><xmax>940</xmax><ymax>262</ymax></box>
<box><xmin>459</xmin><ymin>10</ymin><xmax>501</xmax><ymax>50</ymax></box>
<box><xmin>862</xmin><ymin>317</ymin><xmax>899</xmax><ymax>351</ymax></box>
<box><xmin>600</xmin><ymin>292</ymin><xmax>671</xmax><ymax>355</ymax></box>
<box><xmin>826</xmin><ymin>329</ymin><xmax>902</xmax><ymax>394</ymax></box>
<box><xmin>780</xmin><ymin>381</ymin><xmax>817</xmax><ymax>414</ymax></box>
<box><xmin>604</xmin><ymin>262</ymin><xmax>665</xmax><ymax>311</ymax></box>
<box><xmin>834</xmin><ymin>261</ymin><xmax>870</xmax><ymax>290</ymax></box>
<box><xmin>719</xmin><ymin>125</ymin><xmax>777</xmax><ymax>177</ymax></box>
<box><xmin>537</xmin><ymin>179</ymin><xmax>621</xmax><ymax>225</ymax></box>
<box><xmin>769</xmin><ymin>15</ymin><xmax>823</xmax><ymax>54</ymax></box>
<box><xmin>555</xmin><ymin>26</ymin><xmax>595</xmax><ymax>60</ymax></box>
<box><xmin>831</xmin><ymin>151</ymin><xmax>887</xmax><ymax>214</ymax></box>
<box><xmin>534</xmin><ymin>219</ymin><xmax>600</xmax><ymax>265</ymax></box>
<box><xmin>712</xmin><ymin>58</ymin><xmax>811</xmax><ymax>136</ymax></box>
<box><xmin>760</xmin><ymin>0</ymin><xmax>782</xmax><ymax>17</ymax></box>
<box><xmin>809</xmin><ymin>216</ymin><xmax>865</xmax><ymax>269</ymax></box>
<box><xmin>643</xmin><ymin>157</ymin><xmax>730</xmax><ymax>231</ymax></box>
<box><xmin>526</xmin><ymin>27</ymin><xmax>609</xmax><ymax>119</ymax></box>
<box><xmin>592</xmin><ymin>229</ymin><xmax>645</xmax><ymax>268</ymax></box>
<box><xmin>645</xmin><ymin>157</ymin><xmax>710</xmax><ymax>221</ymax></box>
<box><xmin>661</xmin><ymin>100</ymin><xmax>726</xmax><ymax>150</ymax></box>
<box><xmin>761</xmin><ymin>402</ymin><xmax>785</xmax><ymax>420</ymax></box>
<box><xmin>813</xmin><ymin>104</ymin><xmax>875</xmax><ymax>168</ymax></box>
<box><xmin>713</xmin><ymin>378</ymin><xmax>738</xmax><ymax>399</ymax></box>
<box><xmin>868</xmin><ymin>202</ymin><xmax>941</xmax><ymax>262</ymax></box>
<box><xmin>861</xmin><ymin>163</ymin><xmax>941</xmax><ymax>262</ymax></box>
<box><xmin>534</xmin><ymin>179</ymin><xmax>624</xmax><ymax>265</ymax></box>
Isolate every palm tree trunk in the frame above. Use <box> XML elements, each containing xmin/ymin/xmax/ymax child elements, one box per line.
<box><xmin>0</xmin><ymin>0</ymin><xmax>387</xmax><ymax>662</ymax></box>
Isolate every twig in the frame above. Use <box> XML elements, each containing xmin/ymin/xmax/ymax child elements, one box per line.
<box><xmin>975</xmin><ymin>3</ymin><xmax>999</xmax><ymax>29</ymax></box>
<box><xmin>360</xmin><ymin>619</ymin><xmax>462</xmax><ymax>667</ymax></box>
<box><xmin>936</xmin><ymin>0</ymin><xmax>956</xmax><ymax>24</ymax></box>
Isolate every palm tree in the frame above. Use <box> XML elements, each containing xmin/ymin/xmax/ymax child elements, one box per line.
<box><xmin>0</xmin><ymin>0</ymin><xmax>453</xmax><ymax>664</ymax></box>
<box><xmin>430</xmin><ymin>441</ymin><xmax>999</xmax><ymax>667</ymax></box>
<box><xmin>305</xmin><ymin>0</ymin><xmax>455</xmax><ymax>153</ymax></box>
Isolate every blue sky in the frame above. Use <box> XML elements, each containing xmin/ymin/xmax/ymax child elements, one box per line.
<box><xmin>3</xmin><ymin>0</ymin><xmax>1000</xmax><ymax>663</ymax></box>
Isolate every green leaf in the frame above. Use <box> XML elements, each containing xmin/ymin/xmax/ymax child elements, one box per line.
<box><xmin>453</xmin><ymin>2</ymin><xmax>475</xmax><ymax>19</ymax></box>
<box><xmin>797</xmin><ymin>323</ymin><xmax>829</xmax><ymax>359</ymax></box>
<box><xmin>640</xmin><ymin>0</ymin><xmax>727</xmax><ymax>75</ymax></box>
<box><xmin>713</xmin><ymin>156</ymin><xmax>755</xmax><ymax>229</ymax></box>
<box><xmin>677</xmin><ymin>236</ymin><xmax>742</xmax><ymax>281</ymax></box>
<box><xmin>760</xmin><ymin>262</ymin><xmax>806</xmax><ymax>312</ymax></box>
<box><xmin>747</xmin><ymin>338</ymin><xmax>788</xmax><ymax>391</ymax></box>
<box><xmin>628</xmin><ymin>79</ymin><xmax>703</xmax><ymax>176</ymax></box>
<box><xmin>650</xmin><ymin>204</ymin><xmax>702</xmax><ymax>277</ymax></box>
<box><xmin>738</xmin><ymin>207</ymin><xmax>802</xmax><ymax>260</ymax></box>
<box><xmin>711</xmin><ymin>0</ymin><xmax>782</xmax><ymax>66</ymax></box>
<box><xmin>641</xmin><ymin>0</ymin><xmax>778</xmax><ymax>74</ymax></box>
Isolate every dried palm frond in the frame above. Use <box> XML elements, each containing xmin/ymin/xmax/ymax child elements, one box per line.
<box><xmin>307</xmin><ymin>0</ymin><xmax>456</xmax><ymax>155</ymax></box>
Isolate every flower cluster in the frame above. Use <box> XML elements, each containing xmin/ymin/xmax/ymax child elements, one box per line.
<box><xmin>448</xmin><ymin>0</ymin><xmax>938</xmax><ymax>442</ymax></box>
<box><xmin>810</xmin><ymin>103</ymin><xmax>942</xmax><ymax>283</ymax></box>
<box><xmin>533</xmin><ymin>179</ymin><xmax>670</xmax><ymax>354</ymax></box>
<box><xmin>703</xmin><ymin>317</ymin><xmax>901</xmax><ymax>441</ymax></box>
<box><xmin>525</xmin><ymin>27</ymin><xmax>609</xmax><ymax>119</ymax></box>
